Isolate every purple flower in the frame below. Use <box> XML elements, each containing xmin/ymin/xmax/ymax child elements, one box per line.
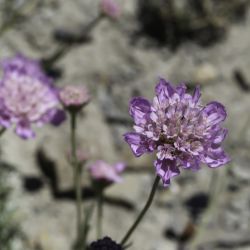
<box><xmin>100</xmin><ymin>0</ymin><xmax>121</xmax><ymax>19</ymax></box>
<box><xmin>59</xmin><ymin>85</ymin><xmax>90</xmax><ymax>112</ymax></box>
<box><xmin>89</xmin><ymin>160</ymin><xmax>126</xmax><ymax>185</ymax></box>
<box><xmin>0</xmin><ymin>54</ymin><xmax>66</xmax><ymax>139</ymax></box>
<box><xmin>124</xmin><ymin>78</ymin><xmax>230</xmax><ymax>186</ymax></box>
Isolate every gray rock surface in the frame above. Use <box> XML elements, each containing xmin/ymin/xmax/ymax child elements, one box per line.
<box><xmin>1</xmin><ymin>0</ymin><xmax>250</xmax><ymax>250</ymax></box>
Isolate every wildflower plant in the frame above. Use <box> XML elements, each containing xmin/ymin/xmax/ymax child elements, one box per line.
<box><xmin>0</xmin><ymin>51</ymin><xmax>231</xmax><ymax>249</ymax></box>
<box><xmin>120</xmin><ymin>78</ymin><xmax>230</xmax><ymax>246</ymax></box>
<box><xmin>124</xmin><ymin>78</ymin><xmax>230</xmax><ymax>186</ymax></box>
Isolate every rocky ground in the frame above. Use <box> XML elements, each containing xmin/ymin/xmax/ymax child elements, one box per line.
<box><xmin>1</xmin><ymin>0</ymin><xmax>250</xmax><ymax>249</ymax></box>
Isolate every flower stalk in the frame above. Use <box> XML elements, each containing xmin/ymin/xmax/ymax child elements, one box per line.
<box><xmin>120</xmin><ymin>175</ymin><xmax>160</xmax><ymax>247</ymax></box>
<box><xmin>70</xmin><ymin>111</ymin><xmax>82</xmax><ymax>241</ymax></box>
<box><xmin>97</xmin><ymin>189</ymin><xmax>104</xmax><ymax>238</ymax></box>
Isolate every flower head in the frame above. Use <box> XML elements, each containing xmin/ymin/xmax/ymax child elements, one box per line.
<box><xmin>89</xmin><ymin>160</ymin><xmax>126</xmax><ymax>187</ymax></box>
<box><xmin>59</xmin><ymin>85</ymin><xmax>90</xmax><ymax>112</ymax></box>
<box><xmin>124</xmin><ymin>78</ymin><xmax>230</xmax><ymax>186</ymax></box>
<box><xmin>0</xmin><ymin>54</ymin><xmax>66</xmax><ymax>139</ymax></box>
<box><xmin>100</xmin><ymin>0</ymin><xmax>121</xmax><ymax>19</ymax></box>
<box><xmin>89</xmin><ymin>236</ymin><xmax>122</xmax><ymax>250</ymax></box>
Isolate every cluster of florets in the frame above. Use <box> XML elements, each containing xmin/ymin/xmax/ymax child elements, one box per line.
<box><xmin>0</xmin><ymin>55</ymin><xmax>65</xmax><ymax>139</ymax></box>
<box><xmin>59</xmin><ymin>85</ymin><xmax>90</xmax><ymax>113</ymax></box>
<box><xmin>124</xmin><ymin>79</ymin><xmax>230</xmax><ymax>186</ymax></box>
<box><xmin>89</xmin><ymin>236</ymin><xmax>122</xmax><ymax>250</ymax></box>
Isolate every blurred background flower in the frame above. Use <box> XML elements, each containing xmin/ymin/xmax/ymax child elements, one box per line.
<box><xmin>0</xmin><ymin>55</ymin><xmax>65</xmax><ymax>139</ymax></box>
<box><xmin>0</xmin><ymin>0</ymin><xmax>249</xmax><ymax>249</ymax></box>
<box><xmin>100</xmin><ymin>0</ymin><xmax>121</xmax><ymax>19</ymax></box>
<box><xmin>59</xmin><ymin>84</ymin><xmax>90</xmax><ymax>113</ymax></box>
<box><xmin>89</xmin><ymin>160</ymin><xmax>126</xmax><ymax>187</ymax></box>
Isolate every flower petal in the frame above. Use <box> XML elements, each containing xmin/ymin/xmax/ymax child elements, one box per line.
<box><xmin>203</xmin><ymin>147</ymin><xmax>230</xmax><ymax>168</ymax></box>
<box><xmin>0</xmin><ymin>110</ymin><xmax>11</xmax><ymax>128</ymax></box>
<box><xmin>124</xmin><ymin>132</ymin><xmax>154</xmax><ymax>157</ymax></box>
<box><xmin>155</xmin><ymin>78</ymin><xmax>175</xmax><ymax>102</ymax></box>
<box><xmin>176</xmin><ymin>83</ymin><xmax>187</xmax><ymax>97</ymax></box>
<box><xmin>212</xmin><ymin>128</ymin><xmax>228</xmax><ymax>145</ymax></box>
<box><xmin>154</xmin><ymin>159</ymin><xmax>180</xmax><ymax>186</ymax></box>
<box><xmin>15</xmin><ymin>121</ymin><xmax>35</xmax><ymax>139</ymax></box>
<box><xmin>38</xmin><ymin>109</ymin><xmax>66</xmax><ymax>126</ymax></box>
<box><xmin>129</xmin><ymin>97</ymin><xmax>151</xmax><ymax>125</ymax></box>
<box><xmin>180</xmin><ymin>154</ymin><xmax>201</xmax><ymax>171</ymax></box>
<box><xmin>192</xmin><ymin>86</ymin><xmax>201</xmax><ymax>104</ymax></box>
<box><xmin>114</xmin><ymin>162</ymin><xmax>126</xmax><ymax>173</ymax></box>
<box><xmin>203</xmin><ymin>101</ymin><xmax>227</xmax><ymax>126</ymax></box>
<box><xmin>50</xmin><ymin>109</ymin><xmax>67</xmax><ymax>126</ymax></box>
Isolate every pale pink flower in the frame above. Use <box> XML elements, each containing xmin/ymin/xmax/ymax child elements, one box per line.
<box><xmin>100</xmin><ymin>0</ymin><xmax>121</xmax><ymax>19</ymax></box>
<box><xmin>89</xmin><ymin>160</ymin><xmax>126</xmax><ymax>184</ymax></box>
<box><xmin>59</xmin><ymin>85</ymin><xmax>90</xmax><ymax>112</ymax></box>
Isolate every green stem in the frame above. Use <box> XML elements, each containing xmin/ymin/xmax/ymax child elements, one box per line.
<box><xmin>82</xmin><ymin>203</ymin><xmax>95</xmax><ymax>250</ymax></box>
<box><xmin>120</xmin><ymin>175</ymin><xmax>160</xmax><ymax>246</ymax></box>
<box><xmin>80</xmin><ymin>14</ymin><xmax>104</xmax><ymax>36</ymax></box>
<box><xmin>0</xmin><ymin>127</ymin><xmax>6</xmax><ymax>137</ymax></box>
<box><xmin>97</xmin><ymin>189</ymin><xmax>104</xmax><ymax>238</ymax></box>
<box><xmin>70</xmin><ymin>112</ymin><xmax>82</xmax><ymax>241</ymax></box>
